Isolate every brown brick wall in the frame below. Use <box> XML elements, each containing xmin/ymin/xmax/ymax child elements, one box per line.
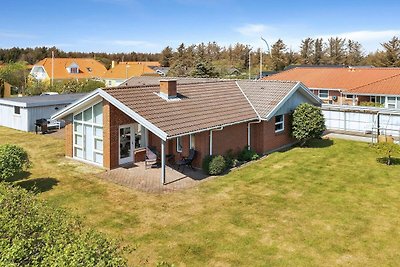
<box><xmin>212</xmin><ymin>123</ymin><xmax>248</xmax><ymax>155</ymax></box>
<box><xmin>103</xmin><ymin>100</ymin><xmax>136</xmax><ymax>169</ymax></box>
<box><xmin>262</xmin><ymin>114</ymin><xmax>296</xmax><ymax>152</ymax></box>
<box><xmin>251</xmin><ymin>114</ymin><xmax>295</xmax><ymax>154</ymax></box>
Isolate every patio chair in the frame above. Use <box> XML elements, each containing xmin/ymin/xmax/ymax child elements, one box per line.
<box><xmin>145</xmin><ymin>146</ymin><xmax>158</xmax><ymax>169</ymax></box>
<box><xmin>176</xmin><ymin>149</ymin><xmax>197</xmax><ymax>171</ymax></box>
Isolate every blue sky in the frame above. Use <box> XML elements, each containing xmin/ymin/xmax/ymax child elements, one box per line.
<box><xmin>1</xmin><ymin>0</ymin><xmax>400</xmax><ymax>53</ymax></box>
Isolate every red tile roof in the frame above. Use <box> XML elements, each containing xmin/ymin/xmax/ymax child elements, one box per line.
<box><xmin>263</xmin><ymin>67</ymin><xmax>400</xmax><ymax>91</ymax></box>
<box><xmin>348</xmin><ymin>73</ymin><xmax>400</xmax><ymax>95</ymax></box>
<box><xmin>104</xmin><ymin>81</ymin><xmax>258</xmax><ymax>137</ymax></box>
<box><xmin>34</xmin><ymin>58</ymin><xmax>107</xmax><ymax>79</ymax></box>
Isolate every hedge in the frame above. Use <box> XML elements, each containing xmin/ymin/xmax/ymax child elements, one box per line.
<box><xmin>0</xmin><ymin>182</ymin><xmax>127</xmax><ymax>266</ymax></box>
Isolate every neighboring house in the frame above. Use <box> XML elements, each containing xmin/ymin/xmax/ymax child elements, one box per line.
<box><xmin>346</xmin><ymin>74</ymin><xmax>400</xmax><ymax>109</ymax></box>
<box><xmin>30</xmin><ymin>58</ymin><xmax>107</xmax><ymax>83</ymax></box>
<box><xmin>51</xmin><ymin>78</ymin><xmax>321</xmax><ymax>184</ymax></box>
<box><xmin>102</xmin><ymin>61</ymin><xmax>164</xmax><ymax>87</ymax></box>
<box><xmin>264</xmin><ymin>67</ymin><xmax>400</xmax><ymax>108</ymax></box>
<box><xmin>0</xmin><ymin>93</ymin><xmax>86</xmax><ymax>131</ymax></box>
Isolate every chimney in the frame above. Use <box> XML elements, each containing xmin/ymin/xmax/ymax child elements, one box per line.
<box><xmin>159</xmin><ymin>79</ymin><xmax>177</xmax><ymax>99</ymax></box>
<box><xmin>111</xmin><ymin>60</ymin><xmax>116</xmax><ymax>69</ymax></box>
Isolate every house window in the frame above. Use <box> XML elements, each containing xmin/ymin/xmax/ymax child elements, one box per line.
<box><xmin>14</xmin><ymin>106</ymin><xmax>20</xmax><ymax>115</ymax></box>
<box><xmin>370</xmin><ymin>96</ymin><xmax>376</xmax><ymax>103</ymax></box>
<box><xmin>318</xmin><ymin>90</ymin><xmax>329</xmax><ymax>99</ymax></box>
<box><xmin>176</xmin><ymin>136</ymin><xmax>183</xmax><ymax>152</ymax></box>
<box><xmin>134</xmin><ymin>124</ymin><xmax>146</xmax><ymax>149</ymax></box>
<box><xmin>189</xmin><ymin>134</ymin><xmax>195</xmax><ymax>149</ymax></box>
<box><xmin>346</xmin><ymin>94</ymin><xmax>354</xmax><ymax>99</ymax></box>
<box><xmin>275</xmin><ymin>114</ymin><xmax>284</xmax><ymax>133</ymax></box>
<box><xmin>70</xmin><ymin>67</ymin><xmax>79</xmax><ymax>74</ymax></box>
<box><xmin>387</xmin><ymin>97</ymin><xmax>396</xmax><ymax>109</ymax></box>
<box><xmin>73</xmin><ymin>101</ymin><xmax>103</xmax><ymax>165</ymax></box>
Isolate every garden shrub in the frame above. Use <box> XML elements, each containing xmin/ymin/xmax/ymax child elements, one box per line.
<box><xmin>202</xmin><ymin>155</ymin><xmax>213</xmax><ymax>174</ymax></box>
<box><xmin>292</xmin><ymin>103</ymin><xmax>326</xmax><ymax>146</ymax></box>
<box><xmin>359</xmin><ymin>101</ymin><xmax>384</xmax><ymax>108</ymax></box>
<box><xmin>372</xmin><ymin>141</ymin><xmax>400</xmax><ymax>165</ymax></box>
<box><xmin>208</xmin><ymin>155</ymin><xmax>226</xmax><ymax>175</ymax></box>
<box><xmin>0</xmin><ymin>182</ymin><xmax>127</xmax><ymax>266</ymax></box>
<box><xmin>0</xmin><ymin>144</ymin><xmax>30</xmax><ymax>181</ymax></box>
<box><xmin>224</xmin><ymin>149</ymin><xmax>236</xmax><ymax>168</ymax></box>
<box><xmin>237</xmin><ymin>146</ymin><xmax>259</xmax><ymax>162</ymax></box>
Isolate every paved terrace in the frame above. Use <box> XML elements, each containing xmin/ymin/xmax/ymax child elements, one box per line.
<box><xmin>97</xmin><ymin>162</ymin><xmax>213</xmax><ymax>193</ymax></box>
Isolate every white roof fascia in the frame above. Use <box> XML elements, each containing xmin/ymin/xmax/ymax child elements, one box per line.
<box><xmin>265</xmin><ymin>82</ymin><xmax>322</xmax><ymax>121</ymax></box>
<box><xmin>51</xmin><ymin>88</ymin><xmax>168</xmax><ymax>141</ymax></box>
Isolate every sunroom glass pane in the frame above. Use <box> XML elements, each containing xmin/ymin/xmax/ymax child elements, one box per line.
<box><xmin>74</xmin><ymin>112</ymin><xmax>82</xmax><ymax>121</ymax></box>
<box><xmin>93</xmin><ymin>102</ymin><xmax>103</xmax><ymax>124</ymax></box>
<box><xmin>83</xmin><ymin>107</ymin><xmax>93</xmax><ymax>122</ymax></box>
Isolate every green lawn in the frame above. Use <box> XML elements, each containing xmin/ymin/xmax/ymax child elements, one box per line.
<box><xmin>1</xmin><ymin>126</ymin><xmax>400</xmax><ymax>266</ymax></box>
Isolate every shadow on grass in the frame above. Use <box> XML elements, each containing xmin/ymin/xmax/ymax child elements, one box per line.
<box><xmin>376</xmin><ymin>157</ymin><xmax>400</xmax><ymax>165</ymax></box>
<box><xmin>5</xmin><ymin>171</ymin><xmax>31</xmax><ymax>182</ymax></box>
<box><xmin>16</xmin><ymin>177</ymin><xmax>59</xmax><ymax>193</ymax></box>
<box><xmin>303</xmin><ymin>138</ymin><xmax>334</xmax><ymax>148</ymax></box>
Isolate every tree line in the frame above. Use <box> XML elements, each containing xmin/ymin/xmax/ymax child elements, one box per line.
<box><xmin>0</xmin><ymin>46</ymin><xmax>160</xmax><ymax>69</ymax></box>
<box><xmin>2</xmin><ymin>36</ymin><xmax>400</xmax><ymax>78</ymax></box>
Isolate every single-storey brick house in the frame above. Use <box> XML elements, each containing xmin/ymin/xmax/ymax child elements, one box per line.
<box><xmin>52</xmin><ymin>78</ymin><xmax>321</xmax><ymax>184</ymax></box>
<box><xmin>264</xmin><ymin>67</ymin><xmax>400</xmax><ymax>108</ymax></box>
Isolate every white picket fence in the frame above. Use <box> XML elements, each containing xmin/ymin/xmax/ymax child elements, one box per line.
<box><xmin>321</xmin><ymin>104</ymin><xmax>400</xmax><ymax>140</ymax></box>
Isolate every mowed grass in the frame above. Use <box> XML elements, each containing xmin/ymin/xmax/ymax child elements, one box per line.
<box><xmin>1</xmin><ymin>126</ymin><xmax>400</xmax><ymax>266</ymax></box>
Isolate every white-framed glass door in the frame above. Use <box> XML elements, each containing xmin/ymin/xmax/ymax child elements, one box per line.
<box><xmin>119</xmin><ymin>124</ymin><xmax>134</xmax><ymax>165</ymax></box>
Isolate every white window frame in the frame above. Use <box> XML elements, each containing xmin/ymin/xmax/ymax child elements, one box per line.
<box><xmin>14</xmin><ymin>106</ymin><xmax>21</xmax><ymax>115</ymax></box>
<box><xmin>176</xmin><ymin>136</ymin><xmax>183</xmax><ymax>152</ymax></box>
<box><xmin>345</xmin><ymin>94</ymin><xmax>354</xmax><ymax>99</ymax></box>
<box><xmin>72</xmin><ymin>101</ymin><xmax>103</xmax><ymax>166</ymax></box>
<box><xmin>275</xmin><ymin>114</ymin><xmax>285</xmax><ymax>133</ymax></box>
<box><xmin>386</xmin><ymin>96</ymin><xmax>396</xmax><ymax>109</ymax></box>
<box><xmin>189</xmin><ymin>134</ymin><xmax>195</xmax><ymax>149</ymax></box>
<box><xmin>134</xmin><ymin>124</ymin><xmax>147</xmax><ymax>150</ymax></box>
<box><xmin>318</xmin><ymin>90</ymin><xmax>329</xmax><ymax>99</ymax></box>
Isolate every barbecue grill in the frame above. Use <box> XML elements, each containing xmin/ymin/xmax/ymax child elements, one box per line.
<box><xmin>35</xmin><ymin>118</ymin><xmax>48</xmax><ymax>134</ymax></box>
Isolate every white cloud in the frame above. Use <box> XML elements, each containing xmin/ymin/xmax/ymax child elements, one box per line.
<box><xmin>110</xmin><ymin>40</ymin><xmax>156</xmax><ymax>47</ymax></box>
<box><xmin>235</xmin><ymin>23</ymin><xmax>273</xmax><ymax>37</ymax></box>
<box><xmin>0</xmin><ymin>31</ymin><xmax>37</xmax><ymax>39</ymax></box>
<box><xmin>316</xmin><ymin>30</ymin><xmax>400</xmax><ymax>42</ymax></box>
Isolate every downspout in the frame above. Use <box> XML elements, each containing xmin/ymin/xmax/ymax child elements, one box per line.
<box><xmin>247</xmin><ymin>119</ymin><xmax>262</xmax><ymax>150</ymax></box>
<box><xmin>209</xmin><ymin>127</ymin><xmax>223</xmax><ymax>156</ymax></box>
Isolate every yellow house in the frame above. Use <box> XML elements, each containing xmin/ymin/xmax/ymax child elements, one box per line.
<box><xmin>30</xmin><ymin>58</ymin><xmax>107</xmax><ymax>83</ymax></box>
<box><xmin>102</xmin><ymin>61</ymin><xmax>166</xmax><ymax>87</ymax></box>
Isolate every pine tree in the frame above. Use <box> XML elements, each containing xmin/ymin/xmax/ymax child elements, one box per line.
<box><xmin>381</xmin><ymin>36</ymin><xmax>400</xmax><ymax>67</ymax></box>
<box><xmin>299</xmin><ymin>38</ymin><xmax>315</xmax><ymax>64</ymax></box>
<box><xmin>312</xmin><ymin>38</ymin><xmax>324</xmax><ymax>65</ymax></box>
<box><xmin>159</xmin><ymin>46</ymin><xmax>173</xmax><ymax>67</ymax></box>
<box><xmin>271</xmin><ymin>39</ymin><xmax>288</xmax><ymax>71</ymax></box>
<box><xmin>326</xmin><ymin>37</ymin><xmax>346</xmax><ymax>65</ymax></box>
<box><xmin>346</xmin><ymin>40</ymin><xmax>364</xmax><ymax>66</ymax></box>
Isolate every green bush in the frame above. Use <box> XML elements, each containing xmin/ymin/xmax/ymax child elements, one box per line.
<box><xmin>0</xmin><ymin>144</ymin><xmax>30</xmax><ymax>181</ymax></box>
<box><xmin>237</xmin><ymin>147</ymin><xmax>259</xmax><ymax>162</ymax></box>
<box><xmin>208</xmin><ymin>155</ymin><xmax>226</xmax><ymax>175</ymax></box>
<box><xmin>202</xmin><ymin>155</ymin><xmax>213</xmax><ymax>174</ymax></box>
<box><xmin>359</xmin><ymin>101</ymin><xmax>384</xmax><ymax>108</ymax></box>
<box><xmin>202</xmin><ymin>155</ymin><xmax>227</xmax><ymax>175</ymax></box>
<box><xmin>224</xmin><ymin>149</ymin><xmax>236</xmax><ymax>168</ymax></box>
<box><xmin>372</xmin><ymin>142</ymin><xmax>400</xmax><ymax>165</ymax></box>
<box><xmin>0</xmin><ymin>182</ymin><xmax>127</xmax><ymax>266</ymax></box>
<box><xmin>292</xmin><ymin>103</ymin><xmax>326</xmax><ymax>145</ymax></box>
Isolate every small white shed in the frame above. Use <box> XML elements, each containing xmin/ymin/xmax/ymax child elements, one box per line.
<box><xmin>0</xmin><ymin>93</ymin><xmax>86</xmax><ymax>132</ymax></box>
